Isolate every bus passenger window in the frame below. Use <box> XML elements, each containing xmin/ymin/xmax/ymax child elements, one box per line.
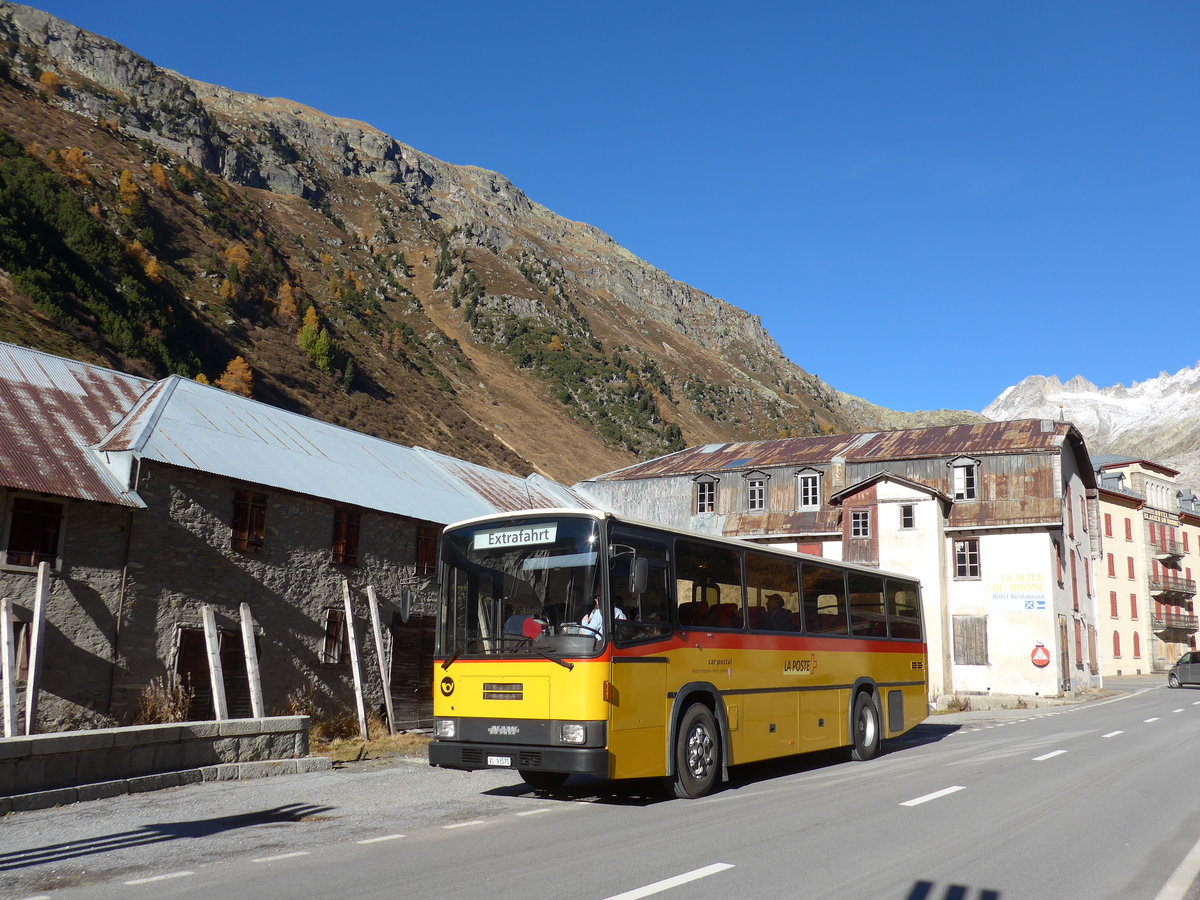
<box><xmin>803</xmin><ymin>564</ymin><xmax>848</xmax><ymax>635</ymax></box>
<box><xmin>676</xmin><ymin>539</ymin><xmax>744</xmax><ymax>630</ymax></box>
<box><xmin>745</xmin><ymin>551</ymin><xmax>801</xmax><ymax>631</ymax></box>
<box><xmin>887</xmin><ymin>582</ymin><xmax>922</xmax><ymax>640</ymax></box>
<box><xmin>848</xmin><ymin>572</ymin><xmax>887</xmax><ymax>637</ymax></box>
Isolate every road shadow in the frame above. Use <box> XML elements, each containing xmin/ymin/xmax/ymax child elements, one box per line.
<box><xmin>485</xmin><ymin>777</ymin><xmax>672</xmax><ymax>807</ymax></box>
<box><xmin>0</xmin><ymin>803</ymin><xmax>335</xmax><ymax>871</ymax></box>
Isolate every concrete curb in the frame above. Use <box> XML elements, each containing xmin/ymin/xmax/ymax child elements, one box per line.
<box><xmin>0</xmin><ymin>756</ymin><xmax>333</xmax><ymax>814</ymax></box>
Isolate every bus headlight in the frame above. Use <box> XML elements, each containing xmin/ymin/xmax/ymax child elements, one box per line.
<box><xmin>434</xmin><ymin>719</ymin><xmax>456</xmax><ymax>739</ymax></box>
<box><xmin>559</xmin><ymin>723</ymin><xmax>586</xmax><ymax>744</ymax></box>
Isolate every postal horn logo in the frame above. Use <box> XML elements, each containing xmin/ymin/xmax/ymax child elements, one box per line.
<box><xmin>440</xmin><ymin>676</ymin><xmax>455</xmax><ymax>696</ymax></box>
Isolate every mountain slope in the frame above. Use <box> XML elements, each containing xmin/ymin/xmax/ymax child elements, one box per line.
<box><xmin>0</xmin><ymin>3</ymin><xmax>987</xmax><ymax>485</ymax></box>
<box><xmin>983</xmin><ymin>365</ymin><xmax>1200</xmax><ymax>489</ymax></box>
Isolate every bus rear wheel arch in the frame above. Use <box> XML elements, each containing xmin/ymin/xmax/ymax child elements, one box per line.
<box><xmin>669</xmin><ymin>702</ymin><xmax>721</xmax><ymax>799</ymax></box>
<box><xmin>849</xmin><ymin>689</ymin><xmax>881</xmax><ymax>761</ymax></box>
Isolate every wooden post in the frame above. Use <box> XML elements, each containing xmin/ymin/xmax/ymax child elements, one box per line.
<box><xmin>239</xmin><ymin>603</ymin><xmax>264</xmax><ymax>719</ymax></box>
<box><xmin>366</xmin><ymin>585</ymin><xmax>396</xmax><ymax>735</ymax></box>
<box><xmin>342</xmin><ymin>579</ymin><xmax>369</xmax><ymax>741</ymax></box>
<box><xmin>1</xmin><ymin>597</ymin><xmax>16</xmax><ymax>737</ymax></box>
<box><xmin>23</xmin><ymin>562</ymin><xmax>50</xmax><ymax>735</ymax></box>
<box><xmin>201</xmin><ymin>605</ymin><xmax>228</xmax><ymax>720</ymax></box>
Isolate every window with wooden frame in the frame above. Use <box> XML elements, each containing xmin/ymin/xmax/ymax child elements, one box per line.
<box><xmin>1130</xmin><ymin>593</ymin><xmax>1138</xmax><ymax>619</ymax></box>
<box><xmin>1112</xmin><ymin>630</ymin><xmax>1120</xmax><ymax>658</ymax></box>
<box><xmin>1107</xmin><ymin>553</ymin><xmax>1115</xmax><ymax>577</ymax></box>
<box><xmin>953</xmin><ymin>615</ymin><xmax>988</xmax><ymax>665</ymax></box>
<box><xmin>1104</xmin><ymin>513</ymin><xmax>1112</xmax><ymax>537</ymax></box>
<box><xmin>693</xmin><ymin>476</ymin><xmax>717</xmax><ymax>514</ymax></box>
<box><xmin>415</xmin><ymin>523</ymin><xmax>439</xmax><ymax>576</ymax></box>
<box><xmin>331</xmin><ymin>507</ymin><xmax>361</xmax><ymax>566</ymax></box>
<box><xmin>850</xmin><ymin>509</ymin><xmax>871</xmax><ymax>538</ymax></box>
<box><xmin>5</xmin><ymin>497</ymin><xmax>64</xmax><ymax>568</ymax></box>
<box><xmin>954</xmin><ymin>538</ymin><xmax>981</xmax><ymax>579</ymax></box>
<box><xmin>900</xmin><ymin>504</ymin><xmax>915</xmax><ymax>529</ymax></box>
<box><xmin>1127</xmin><ymin>556</ymin><xmax>1135</xmax><ymax>580</ymax></box>
<box><xmin>1124</xmin><ymin>517</ymin><xmax>1132</xmax><ymax>541</ymax></box>
<box><xmin>231</xmin><ymin>489</ymin><xmax>267</xmax><ymax>553</ymax></box>
<box><xmin>949</xmin><ymin>458</ymin><xmax>979</xmax><ymax>501</ymax></box>
<box><xmin>320</xmin><ymin>607</ymin><xmax>351</xmax><ymax>665</ymax></box>
<box><xmin>797</xmin><ymin>469</ymin><xmax>822</xmax><ymax>511</ymax></box>
<box><xmin>745</xmin><ymin>473</ymin><xmax>767</xmax><ymax>512</ymax></box>
<box><xmin>1109</xmin><ymin>590</ymin><xmax>1118</xmax><ymax>617</ymax></box>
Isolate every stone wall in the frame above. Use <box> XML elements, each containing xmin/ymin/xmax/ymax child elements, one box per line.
<box><xmin>0</xmin><ymin>716</ymin><xmax>328</xmax><ymax>812</ymax></box>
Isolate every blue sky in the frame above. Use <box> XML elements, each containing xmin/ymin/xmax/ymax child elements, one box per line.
<box><xmin>30</xmin><ymin>1</ymin><xmax>1199</xmax><ymax>412</ymax></box>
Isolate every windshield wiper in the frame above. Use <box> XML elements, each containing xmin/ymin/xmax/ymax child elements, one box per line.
<box><xmin>531</xmin><ymin>644</ymin><xmax>574</xmax><ymax>670</ymax></box>
<box><xmin>441</xmin><ymin>645</ymin><xmax>462</xmax><ymax>670</ymax></box>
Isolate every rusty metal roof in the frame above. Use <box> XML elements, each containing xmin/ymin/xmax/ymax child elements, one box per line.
<box><xmin>589</xmin><ymin>420</ymin><xmax>1086</xmax><ymax>482</ymax></box>
<box><xmin>0</xmin><ymin>343</ymin><xmax>150</xmax><ymax>506</ymax></box>
<box><xmin>415</xmin><ymin>449</ymin><xmax>598</xmax><ymax>513</ymax></box>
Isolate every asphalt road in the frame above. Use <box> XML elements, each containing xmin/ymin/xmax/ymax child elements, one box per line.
<box><xmin>3</xmin><ymin>676</ymin><xmax>1199</xmax><ymax>900</ymax></box>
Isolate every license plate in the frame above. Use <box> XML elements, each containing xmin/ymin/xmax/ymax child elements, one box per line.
<box><xmin>487</xmin><ymin>755</ymin><xmax>512</xmax><ymax>767</ymax></box>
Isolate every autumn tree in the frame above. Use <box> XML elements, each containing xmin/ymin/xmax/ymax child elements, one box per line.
<box><xmin>276</xmin><ymin>281</ymin><xmax>298</xmax><ymax>323</ymax></box>
<box><xmin>117</xmin><ymin>169</ymin><xmax>140</xmax><ymax>215</ymax></box>
<box><xmin>37</xmin><ymin>71</ymin><xmax>60</xmax><ymax>94</ymax></box>
<box><xmin>59</xmin><ymin>146</ymin><xmax>90</xmax><ymax>184</ymax></box>
<box><xmin>149</xmin><ymin>163</ymin><xmax>169</xmax><ymax>190</ymax></box>
<box><xmin>215</xmin><ymin>356</ymin><xmax>253</xmax><ymax>397</ymax></box>
<box><xmin>297</xmin><ymin>305</ymin><xmax>320</xmax><ymax>352</ymax></box>
<box><xmin>143</xmin><ymin>257</ymin><xmax>163</xmax><ymax>283</ymax></box>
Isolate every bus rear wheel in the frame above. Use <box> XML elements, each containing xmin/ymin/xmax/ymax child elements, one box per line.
<box><xmin>670</xmin><ymin>703</ymin><xmax>720</xmax><ymax>799</ymax></box>
<box><xmin>849</xmin><ymin>691</ymin><xmax>881</xmax><ymax>761</ymax></box>
<box><xmin>519</xmin><ymin>769</ymin><xmax>569</xmax><ymax>790</ymax></box>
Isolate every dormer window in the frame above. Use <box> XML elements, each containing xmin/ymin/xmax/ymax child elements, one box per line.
<box><xmin>948</xmin><ymin>457</ymin><xmax>980</xmax><ymax>501</ymax></box>
<box><xmin>693</xmin><ymin>474</ymin><xmax>718</xmax><ymax>514</ymax></box>
<box><xmin>796</xmin><ymin>467</ymin><xmax>823</xmax><ymax>511</ymax></box>
<box><xmin>744</xmin><ymin>470</ymin><xmax>769</xmax><ymax>512</ymax></box>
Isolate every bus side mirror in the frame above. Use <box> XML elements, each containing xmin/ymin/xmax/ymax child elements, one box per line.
<box><xmin>629</xmin><ymin>557</ymin><xmax>648</xmax><ymax>595</ymax></box>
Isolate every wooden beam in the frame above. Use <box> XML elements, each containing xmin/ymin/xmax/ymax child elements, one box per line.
<box><xmin>239</xmin><ymin>603</ymin><xmax>264</xmax><ymax>719</ymax></box>
<box><xmin>366</xmin><ymin>585</ymin><xmax>396</xmax><ymax>736</ymax></box>
<box><xmin>342</xmin><ymin>580</ymin><xmax>369</xmax><ymax>741</ymax></box>
<box><xmin>23</xmin><ymin>562</ymin><xmax>49</xmax><ymax>735</ymax></box>
<box><xmin>201</xmin><ymin>605</ymin><xmax>228</xmax><ymax>720</ymax></box>
<box><xmin>1</xmin><ymin>597</ymin><xmax>16</xmax><ymax>737</ymax></box>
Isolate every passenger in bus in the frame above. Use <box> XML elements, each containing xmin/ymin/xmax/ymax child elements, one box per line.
<box><xmin>764</xmin><ymin>593</ymin><xmax>793</xmax><ymax>631</ymax></box>
<box><xmin>582</xmin><ymin>593</ymin><xmax>625</xmax><ymax>636</ymax></box>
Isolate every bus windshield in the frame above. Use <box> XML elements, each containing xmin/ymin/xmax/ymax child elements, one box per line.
<box><xmin>438</xmin><ymin>515</ymin><xmax>606</xmax><ymax>659</ymax></box>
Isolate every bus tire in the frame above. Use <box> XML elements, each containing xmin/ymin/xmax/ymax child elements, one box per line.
<box><xmin>849</xmin><ymin>691</ymin><xmax>881</xmax><ymax>761</ymax></box>
<box><xmin>670</xmin><ymin>703</ymin><xmax>720</xmax><ymax>799</ymax></box>
<box><xmin>518</xmin><ymin>769</ymin><xmax>569</xmax><ymax>790</ymax></box>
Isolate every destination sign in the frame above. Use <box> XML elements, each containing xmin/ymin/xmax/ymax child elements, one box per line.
<box><xmin>473</xmin><ymin>524</ymin><xmax>558</xmax><ymax>550</ymax></box>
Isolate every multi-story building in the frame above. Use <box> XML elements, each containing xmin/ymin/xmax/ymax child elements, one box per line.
<box><xmin>575</xmin><ymin>420</ymin><xmax>1104</xmax><ymax>703</ymax></box>
<box><xmin>1094</xmin><ymin>456</ymin><xmax>1199</xmax><ymax>675</ymax></box>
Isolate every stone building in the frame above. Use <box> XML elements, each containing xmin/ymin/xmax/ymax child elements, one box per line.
<box><xmin>1093</xmin><ymin>455</ymin><xmax>1199</xmax><ymax>675</ymax></box>
<box><xmin>574</xmin><ymin>420</ymin><xmax>1104</xmax><ymax>703</ymax></box>
<box><xmin>0</xmin><ymin>342</ymin><xmax>586</xmax><ymax>732</ymax></box>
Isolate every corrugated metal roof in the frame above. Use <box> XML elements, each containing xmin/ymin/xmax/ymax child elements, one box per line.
<box><xmin>588</xmin><ymin>420</ymin><xmax>1081</xmax><ymax>482</ymax></box>
<box><xmin>98</xmin><ymin>375</ymin><xmax>502</xmax><ymax>524</ymax></box>
<box><xmin>415</xmin><ymin>448</ymin><xmax>596</xmax><ymax>513</ymax></box>
<box><xmin>0</xmin><ymin>343</ymin><xmax>150</xmax><ymax>506</ymax></box>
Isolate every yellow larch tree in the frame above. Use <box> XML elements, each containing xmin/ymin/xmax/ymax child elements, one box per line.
<box><xmin>215</xmin><ymin>357</ymin><xmax>253</xmax><ymax>397</ymax></box>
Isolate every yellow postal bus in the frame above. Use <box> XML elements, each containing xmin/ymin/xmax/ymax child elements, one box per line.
<box><xmin>428</xmin><ymin>509</ymin><xmax>926</xmax><ymax>797</ymax></box>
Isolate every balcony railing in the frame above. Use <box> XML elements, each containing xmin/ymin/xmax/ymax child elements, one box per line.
<box><xmin>1150</xmin><ymin>574</ymin><xmax>1197</xmax><ymax>599</ymax></box>
<box><xmin>1151</xmin><ymin>611</ymin><xmax>1200</xmax><ymax>633</ymax></box>
<box><xmin>1152</xmin><ymin>539</ymin><xmax>1184</xmax><ymax>560</ymax></box>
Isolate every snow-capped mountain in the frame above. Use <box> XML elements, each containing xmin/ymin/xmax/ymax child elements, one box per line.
<box><xmin>983</xmin><ymin>364</ymin><xmax>1200</xmax><ymax>491</ymax></box>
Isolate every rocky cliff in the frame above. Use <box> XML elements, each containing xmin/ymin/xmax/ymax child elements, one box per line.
<box><xmin>983</xmin><ymin>366</ymin><xmax>1200</xmax><ymax>490</ymax></box>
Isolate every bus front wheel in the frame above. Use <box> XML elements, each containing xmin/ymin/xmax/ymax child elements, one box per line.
<box><xmin>519</xmin><ymin>769</ymin><xmax>569</xmax><ymax>790</ymax></box>
<box><xmin>849</xmin><ymin>691</ymin><xmax>881</xmax><ymax>761</ymax></box>
<box><xmin>670</xmin><ymin>703</ymin><xmax>720</xmax><ymax>799</ymax></box>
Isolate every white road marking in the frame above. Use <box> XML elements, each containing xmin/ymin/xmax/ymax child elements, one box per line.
<box><xmin>1173</xmin><ymin>709</ymin><xmax>1184</xmax><ymax>713</ymax></box>
<box><xmin>252</xmin><ymin>851</ymin><xmax>310</xmax><ymax>863</ymax></box>
<box><xmin>515</xmin><ymin>808</ymin><xmax>553</xmax><ymax>816</ymax></box>
<box><xmin>1155</xmin><ymin>830</ymin><xmax>1200</xmax><ymax>900</ymax></box>
<box><xmin>602</xmin><ymin>863</ymin><xmax>735</xmax><ymax>900</ymax></box>
<box><xmin>1145</xmin><ymin>717</ymin><xmax>1161</xmax><ymax>723</ymax></box>
<box><xmin>1102</xmin><ymin>730</ymin><xmax>1124</xmax><ymax>738</ymax></box>
<box><xmin>901</xmin><ymin>786</ymin><xmax>966</xmax><ymax>807</ymax></box>
<box><xmin>357</xmin><ymin>833</ymin><xmax>406</xmax><ymax>844</ymax></box>
<box><xmin>1033</xmin><ymin>750</ymin><xmax>1067</xmax><ymax>761</ymax></box>
<box><xmin>124</xmin><ymin>871</ymin><xmax>194</xmax><ymax>885</ymax></box>
<box><xmin>443</xmin><ymin>820</ymin><xmax>484</xmax><ymax>829</ymax></box>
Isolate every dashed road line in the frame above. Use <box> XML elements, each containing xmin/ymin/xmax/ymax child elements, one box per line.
<box><xmin>1102</xmin><ymin>730</ymin><xmax>1124</xmax><ymax>738</ymax></box>
<box><xmin>1033</xmin><ymin>750</ymin><xmax>1067</xmax><ymax>761</ymax></box>
<box><xmin>515</xmin><ymin>808</ymin><xmax>553</xmax><ymax>816</ymax></box>
<box><xmin>1145</xmin><ymin>717</ymin><xmax>1161</xmax><ymax>723</ymax></box>
<box><xmin>901</xmin><ymin>786</ymin><xmax>966</xmax><ymax>807</ymax></box>
<box><xmin>357</xmin><ymin>834</ymin><xmax>406</xmax><ymax>844</ymax></box>
<box><xmin>443</xmin><ymin>820</ymin><xmax>485</xmax><ymax>829</ymax></box>
<box><xmin>1154</xmin><ymin>829</ymin><xmax>1200</xmax><ymax>900</ymax></box>
<box><xmin>252</xmin><ymin>851</ymin><xmax>310</xmax><ymax>863</ymax></box>
<box><xmin>124</xmin><ymin>871</ymin><xmax>194</xmax><ymax>885</ymax></box>
<box><xmin>602</xmin><ymin>863</ymin><xmax>735</xmax><ymax>900</ymax></box>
